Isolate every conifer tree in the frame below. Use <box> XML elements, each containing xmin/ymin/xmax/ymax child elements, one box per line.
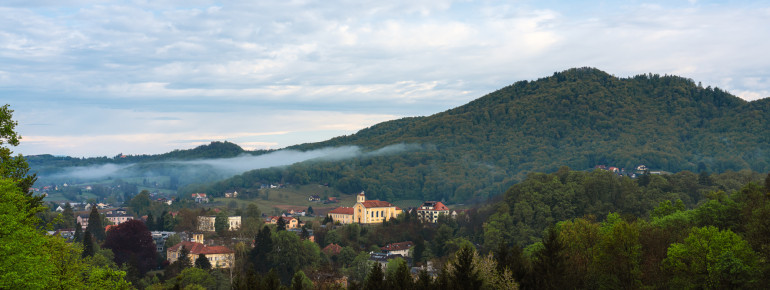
<box><xmin>364</xmin><ymin>262</ymin><xmax>385</xmax><ymax>290</ymax></box>
<box><xmin>86</xmin><ymin>205</ymin><xmax>105</xmax><ymax>241</ymax></box>
<box><xmin>145</xmin><ymin>212</ymin><xmax>154</xmax><ymax>231</ymax></box>
<box><xmin>177</xmin><ymin>245</ymin><xmax>192</xmax><ymax>270</ymax></box>
<box><xmin>195</xmin><ymin>254</ymin><xmax>211</xmax><ymax>270</ymax></box>
<box><xmin>276</xmin><ymin>217</ymin><xmax>286</xmax><ymax>231</ymax></box>
<box><xmin>73</xmin><ymin>223</ymin><xmax>83</xmax><ymax>243</ymax></box>
<box><xmin>82</xmin><ymin>230</ymin><xmax>94</xmax><ymax>258</ymax></box>
<box><xmin>448</xmin><ymin>245</ymin><xmax>482</xmax><ymax>290</ymax></box>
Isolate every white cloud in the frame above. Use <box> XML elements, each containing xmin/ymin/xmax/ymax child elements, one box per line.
<box><xmin>3</xmin><ymin>0</ymin><xmax>770</xmax><ymax>156</ymax></box>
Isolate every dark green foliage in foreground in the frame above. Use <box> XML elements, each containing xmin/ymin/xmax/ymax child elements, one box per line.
<box><xmin>208</xmin><ymin>68</ymin><xmax>770</xmax><ymax>203</ymax></box>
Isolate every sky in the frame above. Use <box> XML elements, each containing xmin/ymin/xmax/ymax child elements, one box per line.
<box><xmin>2</xmin><ymin>0</ymin><xmax>769</xmax><ymax>157</ymax></box>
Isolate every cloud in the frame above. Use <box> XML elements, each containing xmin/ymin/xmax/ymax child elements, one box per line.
<box><xmin>3</xmin><ymin>0</ymin><xmax>770</xmax><ymax>157</ymax></box>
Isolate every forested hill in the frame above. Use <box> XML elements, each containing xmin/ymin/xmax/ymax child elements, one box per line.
<box><xmin>202</xmin><ymin>67</ymin><xmax>770</xmax><ymax>203</ymax></box>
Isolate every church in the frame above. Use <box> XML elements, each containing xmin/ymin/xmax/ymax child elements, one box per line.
<box><xmin>328</xmin><ymin>192</ymin><xmax>402</xmax><ymax>224</ymax></box>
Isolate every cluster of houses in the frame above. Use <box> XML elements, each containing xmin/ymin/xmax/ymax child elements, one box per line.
<box><xmin>594</xmin><ymin>164</ymin><xmax>663</xmax><ymax>178</ymax></box>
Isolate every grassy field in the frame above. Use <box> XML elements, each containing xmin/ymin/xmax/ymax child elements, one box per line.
<box><xmin>208</xmin><ymin>184</ymin><xmax>357</xmax><ymax>217</ymax></box>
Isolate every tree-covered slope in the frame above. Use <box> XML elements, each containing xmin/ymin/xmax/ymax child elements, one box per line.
<box><xmin>205</xmin><ymin>68</ymin><xmax>770</xmax><ymax>203</ymax></box>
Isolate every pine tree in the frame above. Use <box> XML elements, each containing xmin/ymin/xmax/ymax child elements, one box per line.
<box><xmin>250</xmin><ymin>226</ymin><xmax>273</xmax><ymax>273</ymax></box>
<box><xmin>364</xmin><ymin>262</ymin><xmax>385</xmax><ymax>290</ymax></box>
<box><xmin>448</xmin><ymin>245</ymin><xmax>482</xmax><ymax>290</ymax></box>
<box><xmin>73</xmin><ymin>223</ymin><xmax>83</xmax><ymax>243</ymax></box>
<box><xmin>195</xmin><ymin>254</ymin><xmax>212</xmax><ymax>270</ymax></box>
<box><xmin>177</xmin><ymin>245</ymin><xmax>192</xmax><ymax>270</ymax></box>
<box><xmin>158</xmin><ymin>210</ymin><xmax>167</xmax><ymax>231</ymax></box>
<box><xmin>86</xmin><ymin>205</ymin><xmax>105</xmax><ymax>241</ymax></box>
<box><xmin>82</xmin><ymin>230</ymin><xmax>94</xmax><ymax>258</ymax></box>
<box><xmin>146</xmin><ymin>212</ymin><xmax>155</xmax><ymax>231</ymax></box>
<box><xmin>276</xmin><ymin>217</ymin><xmax>286</xmax><ymax>231</ymax></box>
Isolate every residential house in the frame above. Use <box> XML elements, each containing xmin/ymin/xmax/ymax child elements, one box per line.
<box><xmin>167</xmin><ymin>240</ymin><xmax>234</xmax><ymax>268</ymax></box>
<box><xmin>197</xmin><ymin>216</ymin><xmax>241</xmax><ymax>232</ymax></box>
<box><xmin>322</xmin><ymin>243</ymin><xmax>343</xmax><ymax>256</ymax></box>
<box><xmin>266</xmin><ymin>216</ymin><xmax>300</xmax><ymax>229</ymax></box>
<box><xmin>416</xmin><ymin>201</ymin><xmax>450</xmax><ymax>223</ymax></box>
<box><xmin>224</xmin><ymin>190</ymin><xmax>238</xmax><ymax>198</ymax></box>
<box><xmin>77</xmin><ymin>214</ymin><xmax>89</xmax><ymax>229</ymax></box>
<box><xmin>288</xmin><ymin>228</ymin><xmax>315</xmax><ymax>242</ymax></box>
<box><xmin>381</xmin><ymin>241</ymin><xmax>414</xmax><ymax>257</ymax></box>
<box><xmin>329</xmin><ymin>192</ymin><xmax>402</xmax><ymax>224</ymax></box>
<box><xmin>151</xmin><ymin>231</ymin><xmax>176</xmax><ymax>253</ymax></box>
<box><xmin>106</xmin><ymin>212</ymin><xmax>134</xmax><ymax>225</ymax></box>
<box><xmin>308</xmin><ymin>195</ymin><xmax>321</xmax><ymax>202</ymax></box>
<box><xmin>192</xmin><ymin>193</ymin><xmax>209</xmax><ymax>203</ymax></box>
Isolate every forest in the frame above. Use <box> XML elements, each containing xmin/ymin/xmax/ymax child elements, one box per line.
<box><xmin>195</xmin><ymin>67</ymin><xmax>770</xmax><ymax>203</ymax></box>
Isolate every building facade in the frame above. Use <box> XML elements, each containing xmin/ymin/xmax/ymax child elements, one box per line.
<box><xmin>167</xmin><ymin>241</ymin><xmax>234</xmax><ymax>268</ymax></box>
<box><xmin>329</xmin><ymin>192</ymin><xmax>402</xmax><ymax>224</ymax></box>
<box><xmin>416</xmin><ymin>201</ymin><xmax>450</xmax><ymax>223</ymax></box>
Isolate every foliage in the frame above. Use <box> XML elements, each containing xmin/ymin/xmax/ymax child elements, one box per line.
<box><xmin>663</xmin><ymin>226</ymin><xmax>760</xmax><ymax>289</ymax></box>
<box><xmin>290</xmin><ymin>270</ymin><xmax>313</xmax><ymax>290</ymax></box>
<box><xmin>195</xmin><ymin>254</ymin><xmax>212</xmax><ymax>270</ymax></box>
<box><xmin>103</xmin><ymin>219</ymin><xmax>158</xmax><ymax>276</ymax></box>
<box><xmin>206</xmin><ymin>69</ymin><xmax>770</xmax><ymax>204</ymax></box>
<box><xmin>87</xmin><ymin>205</ymin><xmax>105</xmax><ymax>241</ymax></box>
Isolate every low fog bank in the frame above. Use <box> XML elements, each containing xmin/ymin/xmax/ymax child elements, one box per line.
<box><xmin>41</xmin><ymin>143</ymin><xmax>423</xmax><ymax>183</ymax></box>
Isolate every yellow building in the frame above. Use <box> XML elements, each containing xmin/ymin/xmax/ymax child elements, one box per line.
<box><xmin>329</xmin><ymin>192</ymin><xmax>402</xmax><ymax>224</ymax></box>
<box><xmin>167</xmin><ymin>239</ymin><xmax>234</xmax><ymax>268</ymax></box>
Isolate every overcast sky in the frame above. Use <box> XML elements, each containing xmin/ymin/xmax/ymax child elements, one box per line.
<box><xmin>3</xmin><ymin>0</ymin><xmax>769</xmax><ymax>157</ymax></box>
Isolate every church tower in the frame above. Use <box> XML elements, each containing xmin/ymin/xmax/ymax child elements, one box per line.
<box><xmin>357</xmin><ymin>191</ymin><xmax>366</xmax><ymax>203</ymax></box>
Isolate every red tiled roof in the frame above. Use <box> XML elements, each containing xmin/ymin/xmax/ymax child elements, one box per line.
<box><xmin>168</xmin><ymin>241</ymin><xmax>233</xmax><ymax>255</ymax></box>
<box><xmin>433</xmin><ymin>201</ymin><xmax>450</xmax><ymax>211</ymax></box>
<box><xmin>361</xmin><ymin>200</ymin><xmax>394</xmax><ymax>208</ymax></box>
<box><xmin>329</xmin><ymin>207</ymin><xmax>354</xmax><ymax>215</ymax></box>
<box><xmin>322</xmin><ymin>243</ymin><xmax>343</xmax><ymax>255</ymax></box>
<box><xmin>381</xmin><ymin>241</ymin><xmax>414</xmax><ymax>252</ymax></box>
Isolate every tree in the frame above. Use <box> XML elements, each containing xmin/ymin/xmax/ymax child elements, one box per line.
<box><xmin>277</xmin><ymin>216</ymin><xmax>287</xmax><ymax>231</ymax></box>
<box><xmin>215</xmin><ymin>211</ymin><xmax>229</xmax><ymax>235</ymax></box>
<box><xmin>364</xmin><ymin>262</ymin><xmax>385</xmax><ymax>290</ymax></box>
<box><xmin>82</xmin><ymin>230</ymin><xmax>95</xmax><ymax>258</ymax></box>
<box><xmin>145</xmin><ymin>212</ymin><xmax>155</xmax><ymax>231</ymax></box>
<box><xmin>385</xmin><ymin>257</ymin><xmax>413</xmax><ymax>289</ymax></box>
<box><xmin>291</xmin><ymin>270</ymin><xmax>313</xmax><ymax>290</ymax></box>
<box><xmin>663</xmin><ymin>226</ymin><xmax>760</xmax><ymax>289</ymax></box>
<box><xmin>177</xmin><ymin>245</ymin><xmax>192</xmax><ymax>270</ymax></box>
<box><xmin>128</xmin><ymin>190</ymin><xmax>151</xmax><ymax>216</ymax></box>
<box><xmin>176</xmin><ymin>267</ymin><xmax>217</xmax><ymax>289</ymax></box>
<box><xmin>102</xmin><ymin>219</ymin><xmax>158</xmax><ymax>276</ymax></box>
<box><xmin>86</xmin><ymin>205</ymin><xmax>105</xmax><ymax>241</ymax></box>
<box><xmin>73</xmin><ymin>223</ymin><xmax>83</xmax><ymax>243</ymax></box>
<box><xmin>61</xmin><ymin>202</ymin><xmax>76</xmax><ymax>229</ymax></box>
<box><xmin>446</xmin><ymin>245</ymin><xmax>482</xmax><ymax>290</ymax></box>
<box><xmin>195</xmin><ymin>254</ymin><xmax>212</xmax><ymax>270</ymax></box>
<box><xmin>0</xmin><ymin>177</ymin><xmax>55</xmax><ymax>288</ymax></box>
<box><xmin>0</xmin><ymin>105</ymin><xmax>41</xmax><ymax>220</ymax></box>
<box><xmin>250</xmin><ymin>226</ymin><xmax>273</xmax><ymax>273</ymax></box>
<box><xmin>531</xmin><ymin>225</ymin><xmax>567</xmax><ymax>290</ymax></box>
<box><xmin>307</xmin><ymin>206</ymin><xmax>314</xmax><ymax>216</ymax></box>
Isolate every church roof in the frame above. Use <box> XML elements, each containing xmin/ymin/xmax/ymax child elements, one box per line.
<box><xmin>361</xmin><ymin>200</ymin><xmax>395</xmax><ymax>208</ymax></box>
<box><xmin>329</xmin><ymin>207</ymin><xmax>354</xmax><ymax>215</ymax></box>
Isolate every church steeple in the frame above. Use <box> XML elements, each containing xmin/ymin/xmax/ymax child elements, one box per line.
<box><xmin>357</xmin><ymin>191</ymin><xmax>366</xmax><ymax>203</ymax></box>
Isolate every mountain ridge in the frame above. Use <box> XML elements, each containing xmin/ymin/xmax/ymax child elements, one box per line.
<box><xmin>203</xmin><ymin>67</ymin><xmax>769</xmax><ymax>203</ymax></box>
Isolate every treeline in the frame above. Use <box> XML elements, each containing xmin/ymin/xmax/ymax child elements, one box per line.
<box><xmin>205</xmin><ymin>67</ymin><xmax>770</xmax><ymax>203</ymax></box>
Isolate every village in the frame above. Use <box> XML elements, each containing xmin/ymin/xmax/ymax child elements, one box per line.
<box><xmin>46</xmin><ymin>189</ymin><xmax>464</xmax><ymax>286</ymax></box>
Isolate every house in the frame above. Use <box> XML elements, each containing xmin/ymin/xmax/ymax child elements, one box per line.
<box><xmin>106</xmin><ymin>212</ymin><xmax>134</xmax><ymax>225</ymax></box>
<box><xmin>191</xmin><ymin>193</ymin><xmax>209</xmax><ymax>203</ymax></box>
<box><xmin>97</xmin><ymin>203</ymin><xmax>110</xmax><ymax>209</ymax></box>
<box><xmin>77</xmin><ymin>214</ymin><xmax>90</xmax><ymax>229</ymax></box>
<box><xmin>167</xmin><ymin>240</ymin><xmax>234</xmax><ymax>268</ymax></box>
<box><xmin>197</xmin><ymin>216</ymin><xmax>242</xmax><ymax>232</ymax></box>
<box><xmin>322</xmin><ymin>243</ymin><xmax>343</xmax><ymax>256</ymax></box>
<box><xmin>266</xmin><ymin>216</ymin><xmax>300</xmax><ymax>229</ymax></box>
<box><xmin>636</xmin><ymin>164</ymin><xmax>648</xmax><ymax>172</ymax></box>
<box><xmin>369</xmin><ymin>252</ymin><xmax>404</xmax><ymax>269</ymax></box>
<box><xmin>151</xmin><ymin>231</ymin><xmax>176</xmax><ymax>253</ymax></box>
<box><xmin>381</xmin><ymin>241</ymin><xmax>414</xmax><ymax>257</ymax></box>
<box><xmin>416</xmin><ymin>201</ymin><xmax>450</xmax><ymax>223</ymax></box>
<box><xmin>328</xmin><ymin>192</ymin><xmax>402</xmax><ymax>224</ymax></box>
<box><xmin>55</xmin><ymin>206</ymin><xmax>64</xmax><ymax>212</ymax></box>
<box><xmin>224</xmin><ymin>190</ymin><xmax>238</xmax><ymax>198</ymax></box>
<box><xmin>308</xmin><ymin>195</ymin><xmax>321</xmax><ymax>202</ymax></box>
